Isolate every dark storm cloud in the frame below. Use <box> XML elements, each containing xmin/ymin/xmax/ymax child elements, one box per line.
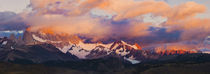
<box><xmin>0</xmin><ymin>11</ymin><xmax>28</xmax><ymax>31</ymax></box>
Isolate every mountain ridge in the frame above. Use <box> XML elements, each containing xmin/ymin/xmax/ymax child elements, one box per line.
<box><xmin>0</xmin><ymin>31</ymin><xmax>202</xmax><ymax>64</ymax></box>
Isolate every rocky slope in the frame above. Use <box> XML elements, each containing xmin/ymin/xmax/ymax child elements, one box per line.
<box><xmin>0</xmin><ymin>37</ymin><xmax>78</xmax><ymax>63</ymax></box>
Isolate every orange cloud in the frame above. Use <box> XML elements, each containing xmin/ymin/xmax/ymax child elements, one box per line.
<box><xmin>128</xmin><ymin>22</ymin><xmax>151</xmax><ymax>37</ymax></box>
<box><xmin>164</xmin><ymin>2</ymin><xmax>206</xmax><ymax>20</ymax></box>
<box><xmin>113</xmin><ymin>1</ymin><xmax>170</xmax><ymax>21</ymax></box>
<box><xmin>24</xmin><ymin>0</ymin><xmax>209</xmax><ymax>42</ymax></box>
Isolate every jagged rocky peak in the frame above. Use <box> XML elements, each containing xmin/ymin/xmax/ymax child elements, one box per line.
<box><xmin>0</xmin><ymin>37</ymin><xmax>16</xmax><ymax>50</ymax></box>
<box><xmin>135</xmin><ymin>43</ymin><xmax>142</xmax><ymax>50</ymax></box>
<box><xmin>9</xmin><ymin>33</ymin><xmax>16</xmax><ymax>40</ymax></box>
<box><xmin>110</xmin><ymin>40</ymin><xmax>141</xmax><ymax>50</ymax></box>
<box><xmin>8</xmin><ymin>33</ymin><xmax>24</xmax><ymax>45</ymax></box>
<box><xmin>23</xmin><ymin>30</ymin><xmax>35</xmax><ymax>45</ymax></box>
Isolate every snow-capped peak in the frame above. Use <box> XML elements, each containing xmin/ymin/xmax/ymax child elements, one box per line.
<box><xmin>110</xmin><ymin>40</ymin><xmax>140</xmax><ymax>50</ymax></box>
<box><xmin>29</xmin><ymin>32</ymin><xmax>144</xmax><ymax>64</ymax></box>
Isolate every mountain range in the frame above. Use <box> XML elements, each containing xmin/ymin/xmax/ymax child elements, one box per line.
<box><xmin>0</xmin><ymin>31</ymin><xmax>204</xmax><ymax>64</ymax></box>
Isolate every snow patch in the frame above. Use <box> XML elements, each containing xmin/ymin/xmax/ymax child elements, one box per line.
<box><xmin>69</xmin><ymin>46</ymin><xmax>90</xmax><ymax>59</ymax></box>
<box><xmin>77</xmin><ymin>41</ymin><xmax>112</xmax><ymax>51</ymax></box>
<box><xmin>32</xmin><ymin>34</ymin><xmax>62</xmax><ymax>43</ymax></box>
<box><xmin>112</xmin><ymin>43</ymin><xmax>119</xmax><ymax>50</ymax></box>
<box><xmin>55</xmin><ymin>41</ymin><xmax>112</xmax><ymax>59</ymax></box>
<box><xmin>2</xmin><ymin>41</ymin><xmax>8</xmax><ymax>45</ymax></box>
<box><xmin>124</xmin><ymin>56</ymin><xmax>141</xmax><ymax>64</ymax></box>
<box><xmin>11</xmin><ymin>46</ymin><xmax>14</xmax><ymax>50</ymax></box>
<box><xmin>32</xmin><ymin>34</ymin><xmax>47</xmax><ymax>42</ymax></box>
<box><xmin>77</xmin><ymin>41</ymin><xmax>98</xmax><ymax>51</ymax></box>
<box><xmin>58</xmin><ymin>45</ymin><xmax>73</xmax><ymax>53</ymax></box>
<box><xmin>98</xmin><ymin>43</ymin><xmax>113</xmax><ymax>49</ymax></box>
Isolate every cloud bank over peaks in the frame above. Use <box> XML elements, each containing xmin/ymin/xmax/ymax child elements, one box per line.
<box><xmin>22</xmin><ymin>0</ymin><xmax>209</xmax><ymax>44</ymax></box>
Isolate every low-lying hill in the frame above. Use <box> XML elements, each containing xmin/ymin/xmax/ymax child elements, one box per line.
<box><xmin>0</xmin><ymin>53</ymin><xmax>210</xmax><ymax>74</ymax></box>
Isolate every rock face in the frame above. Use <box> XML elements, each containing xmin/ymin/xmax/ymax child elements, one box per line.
<box><xmin>0</xmin><ymin>37</ymin><xmax>16</xmax><ymax>50</ymax></box>
<box><xmin>23</xmin><ymin>31</ymin><xmax>36</xmax><ymax>45</ymax></box>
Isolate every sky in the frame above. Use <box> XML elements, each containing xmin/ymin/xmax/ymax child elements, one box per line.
<box><xmin>164</xmin><ymin>0</ymin><xmax>210</xmax><ymax>18</ymax></box>
<box><xmin>0</xmin><ymin>0</ymin><xmax>30</xmax><ymax>13</ymax></box>
<box><xmin>0</xmin><ymin>0</ymin><xmax>209</xmax><ymax>18</ymax></box>
<box><xmin>0</xmin><ymin>0</ymin><xmax>209</xmax><ymax>46</ymax></box>
<box><xmin>0</xmin><ymin>0</ymin><xmax>209</xmax><ymax>14</ymax></box>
